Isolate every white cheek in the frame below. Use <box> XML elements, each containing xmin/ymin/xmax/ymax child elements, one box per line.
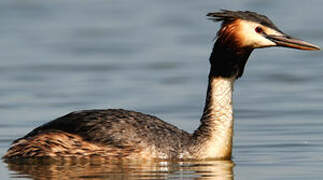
<box><xmin>248</xmin><ymin>34</ymin><xmax>276</xmax><ymax>48</ymax></box>
<box><xmin>239</xmin><ymin>21</ymin><xmax>277</xmax><ymax>48</ymax></box>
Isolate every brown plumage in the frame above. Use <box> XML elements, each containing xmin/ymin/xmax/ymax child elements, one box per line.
<box><xmin>3</xmin><ymin>10</ymin><xmax>319</xmax><ymax>160</ymax></box>
<box><xmin>4</xmin><ymin>109</ymin><xmax>191</xmax><ymax>159</ymax></box>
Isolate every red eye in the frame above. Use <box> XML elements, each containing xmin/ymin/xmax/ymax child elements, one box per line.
<box><xmin>255</xmin><ymin>27</ymin><xmax>263</xmax><ymax>33</ymax></box>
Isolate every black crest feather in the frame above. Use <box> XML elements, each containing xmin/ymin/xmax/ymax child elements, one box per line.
<box><xmin>207</xmin><ymin>9</ymin><xmax>281</xmax><ymax>33</ymax></box>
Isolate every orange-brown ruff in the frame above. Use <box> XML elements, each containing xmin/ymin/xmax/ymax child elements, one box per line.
<box><xmin>3</xmin><ymin>10</ymin><xmax>319</xmax><ymax>160</ymax></box>
<box><xmin>217</xmin><ymin>20</ymin><xmax>241</xmax><ymax>48</ymax></box>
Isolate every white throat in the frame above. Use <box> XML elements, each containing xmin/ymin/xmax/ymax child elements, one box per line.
<box><xmin>191</xmin><ymin>77</ymin><xmax>235</xmax><ymax>159</ymax></box>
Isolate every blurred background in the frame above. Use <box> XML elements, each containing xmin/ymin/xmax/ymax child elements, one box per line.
<box><xmin>0</xmin><ymin>0</ymin><xmax>322</xmax><ymax>179</ymax></box>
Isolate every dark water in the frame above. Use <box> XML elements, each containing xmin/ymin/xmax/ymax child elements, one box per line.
<box><xmin>1</xmin><ymin>0</ymin><xmax>323</xmax><ymax>179</ymax></box>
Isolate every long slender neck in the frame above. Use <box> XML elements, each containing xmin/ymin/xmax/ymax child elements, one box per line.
<box><xmin>190</xmin><ymin>39</ymin><xmax>252</xmax><ymax>159</ymax></box>
<box><xmin>191</xmin><ymin>76</ymin><xmax>235</xmax><ymax>159</ymax></box>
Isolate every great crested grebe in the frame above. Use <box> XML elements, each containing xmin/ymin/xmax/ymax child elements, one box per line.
<box><xmin>3</xmin><ymin>10</ymin><xmax>319</xmax><ymax>160</ymax></box>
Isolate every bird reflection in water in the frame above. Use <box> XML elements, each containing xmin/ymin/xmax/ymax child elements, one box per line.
<box><xmin>5</xmin><ymin>158</ymin><xmax>234</xmax><ymax>180</ymax></box>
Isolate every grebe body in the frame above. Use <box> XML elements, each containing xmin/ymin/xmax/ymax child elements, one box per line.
<box><xmin>3</xmin><ymin>10</ymin><xmax>319</xmax><ymax>160</ymax></box>
<box><xmin>6</xmin><ymin>109</ymin><xmax>192</xmax><ymax>159</ymax></box>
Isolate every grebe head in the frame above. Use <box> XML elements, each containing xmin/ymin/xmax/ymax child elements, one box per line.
<box><xmin>208</xmin><ymin>10</ymin><xmax>320</xmax><ymax>50</ymax></box>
